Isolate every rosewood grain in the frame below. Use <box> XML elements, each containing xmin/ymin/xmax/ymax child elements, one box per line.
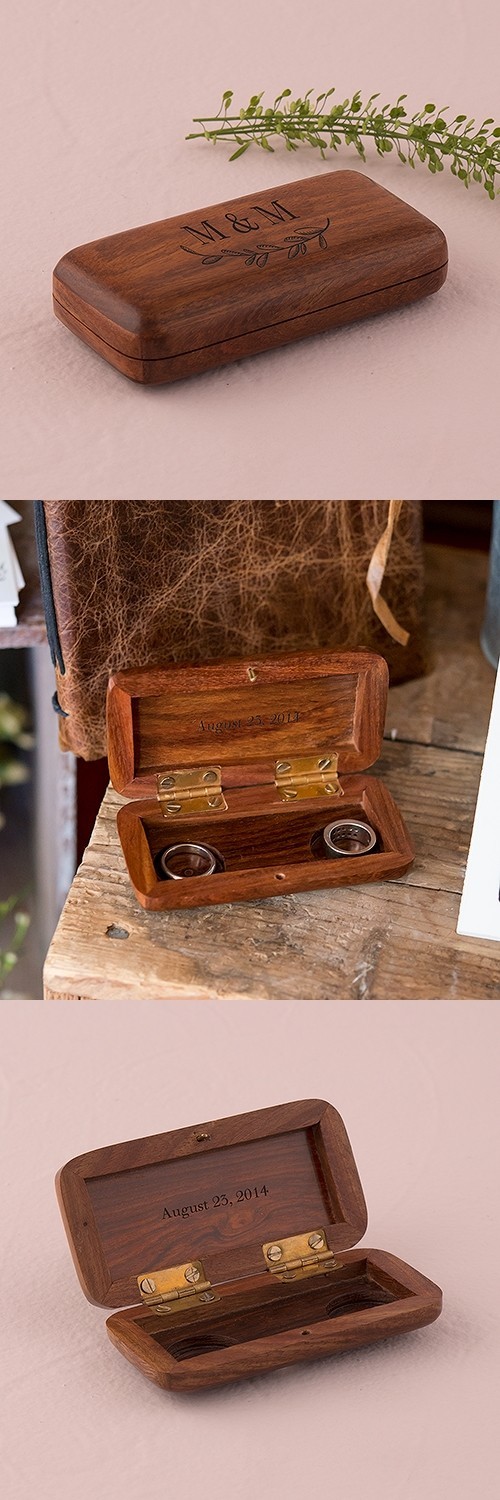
<box><xmin>53</xmin><ymin>171</ymin><xmax>448</xmax><ymax>383</ymax></box>
<box><xmin>105</xmin><ymin>649</ymin><xmax>414</xmax><ymax>910</ymax></box>
<box><xmin>106</xmin><ymin>1250</ymin><xmax>442</xmax><ymax>1390</ymax></box>
<box><xmin>55</xmin><ymin>1101</ymin><xmax>368</xmax><ymax>1306</ymax></box>
<box><xmin>55</xmin><ymin>1100</ymin><xmax>442</xmax><ymax>1392</ymax></box>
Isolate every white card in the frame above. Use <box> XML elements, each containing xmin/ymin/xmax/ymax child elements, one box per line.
<box><xmin>0</xmin><ymin>501</ymin><xmax>22</xmax><ymax>528</ymax></box>
<box><xmin>0</xmin><ymin>603</ymin><xmax>18</xmax><ymax>628</ymax></box>
<box><xmin>0</xmin><ymin>527</ymin><xmax>20</xmax><ymax>605</ymax></box>
<box><xmin>457</xmin><ymin>660</ymin><xmax>500</xmax><ymax>942</ymax></box>
<box><xmin>0</xmin><ymin>501</ymin><xmax>24</xmax><ymax>621</ymax></box>
<box><xmin>9</xmin><ymin>533</ymin><xmax>25</xmax><ymax>591</ymax></box>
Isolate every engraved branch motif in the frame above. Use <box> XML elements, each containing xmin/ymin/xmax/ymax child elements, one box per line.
<box><xmin>182</xmin><ymin>218</ymin><xmax>331</xmax><ymax>267</ymax></box>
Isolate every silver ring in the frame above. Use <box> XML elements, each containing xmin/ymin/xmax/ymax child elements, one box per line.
<box><xmin>322</xmin><ymin>820</ymin><xmax>377</xmax><ymax>858</ymax></box>
<box><xmin>160</xmin><ymin>843</ymin><xmax>219</xmax><ymax>879</ymax></box>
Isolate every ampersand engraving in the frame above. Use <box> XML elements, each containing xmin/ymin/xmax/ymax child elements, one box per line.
<box><xmin>224</xmin><ymin>212</ymin><xmax>260</xmax><ymax>233</ymax></box>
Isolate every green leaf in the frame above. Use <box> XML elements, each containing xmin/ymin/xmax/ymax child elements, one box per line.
<box><xmin>229</xmin><ymin>142</ymin><xmax>251</xmax><ymax>160</ymax></box>
<box><xmin>191</xmin><ymin>86</ymin><xmax>500</xmax><ymax>200</ymax></box>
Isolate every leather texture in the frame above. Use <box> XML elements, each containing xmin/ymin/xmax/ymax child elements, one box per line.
<box><xmin>41</xmin><ymin>500</ymin><xmax>428</xmax><ymax>760</ymax></box>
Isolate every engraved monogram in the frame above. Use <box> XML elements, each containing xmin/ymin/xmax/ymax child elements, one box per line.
<box><xmin>180</xmin><ymin>198</ymin><xmax>330</xmax><ymax>268</ymax></box>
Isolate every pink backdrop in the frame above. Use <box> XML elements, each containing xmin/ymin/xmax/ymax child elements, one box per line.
<box><xmin>1</xmin><ymin>0</ymin><xmax>499</xmax><ymax>499</ymax></box>
<box><xmin>0</xmin><ymin>999</ymin><xmax>498</xmax><ymax>1498</ymax></box>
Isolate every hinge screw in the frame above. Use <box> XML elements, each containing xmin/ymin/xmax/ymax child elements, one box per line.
<box><xmin>184</xmin><ymin>1264</ymin><xmax>201</xmax><ymax>1284</ymax></box>
<box><xmin>308</xmin><ymin>1233</ymin><xmax>324</xmax><ymax>1250</ymax></box>
<box><xmin>165</xmin><ymin>801</ymin><xmax>182</xmax><ymax>814</ymax></box>
<box><xmin>276</xmin><ymin>761</ymin><xmax>291</xmax><ymax>774</ymax></box>
<box><xmin>281</xmin><ymin>788</ymin><xmax>297</xmax><ymax>800</ymax></box>
<box><xmin>267</xmin><ymin>1244</ymin><xmax>283</xmax><ymax>1263</ymax></box>
<box><xmin>160</xmin><ymin>776</ymin><xmax>175</xmax><ymax>789</ymax></box>
<box><xmin>203</xmin><ymin>770</ymin><xmax>218</xmax><ymax>783</ymax></box>
<box><xmin>140</xmin><ymin>1277</ymin><xmax>156</xmax><ymax>1294</ymax></box>
<box><xmin>318</xmin><ymin>758</ymin><xmax>331</xmax><ymax>771</ymax></box>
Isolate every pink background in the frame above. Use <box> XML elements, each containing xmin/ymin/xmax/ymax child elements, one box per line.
<box><xmin>1</xmin><ymin>0</ymin><xmax>499</xmax><ymax>499</ymax></box>
<box><xmin>1</xmin><ymin>999</ymin><xmax>498</xmax><ymax>1499</ymax></box>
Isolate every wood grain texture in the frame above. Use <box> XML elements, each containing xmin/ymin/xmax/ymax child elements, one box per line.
<box><xmin>105</xmin><ymin>1249</ymin><xmax>442</xmax><ymax>1390</ymax></box>
<box><xmin>107</xmin><ymin>649</ymin><xmax>389</xmax><ymax>794</ymax></box>
<box><xmin>116</xmin><ymin>778</ymin><xmax>413</xmax><ymax>910</ymax></box>
<box><xmin>43</xmin><ymin>546</ymin><xmax>498</xmax><ymax>1001</ymax></box>
<box><xmin>53</xmin><ymin>171</ymin><xmax>447</xmax><ymax>383</ymax></box>
<box><xmin>55</xmin><ymin>1101</ymin><xmax>367</xmax><ymax>1307</ymax></box>
<box><xmin>106</xmin><ymin>649</ymin><xmax>412</xmax><ymax>909</ymax></box>
<box><xmin>56</xmin><ymin>1102</ymin><xmax>441</xmax><ymax>1389</ymax></box>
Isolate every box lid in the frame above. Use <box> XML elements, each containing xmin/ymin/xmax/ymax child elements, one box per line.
<box><xmin>55</xmin><ymin>1100</ymin><xmax>368</xmax><ymax>1308</ymax></box>
<box><xmin>106</xmin><ymin>648</ymin><xmax>388</xmax><ymax>801</ymax></box>
<box><xmin>53</xmin><ymin>170</ymin><xmax>448</xmax><ymax>363</ymax></box>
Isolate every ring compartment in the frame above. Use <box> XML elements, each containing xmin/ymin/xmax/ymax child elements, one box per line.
<box><xmin>117</xmin><ymin>780</ymin><xmax>412</xmax><ymax>909</ymax></box>
<box><xmin>106</xmin><ymin>1248</ymin><xmax>442</xmax><ymax>1390</ymax></box>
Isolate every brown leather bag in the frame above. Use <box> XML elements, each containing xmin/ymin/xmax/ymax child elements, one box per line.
<box><xmin>36</xmin><ymin>500</ymin><xmax>428</xmax><ymax>760</ymax></box>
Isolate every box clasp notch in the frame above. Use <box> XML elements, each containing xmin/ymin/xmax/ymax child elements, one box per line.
<box><xmin>137</xmin><ymin>1259</ymin><xmax>219</xmax><ymax>1314</ymax></box>
<box><xmin>157</xmin><ymin>766</ymin><xmax>228</xmax><ymax>818</ymax></box>
<box><xmin>275</xmin><ymin>754</ymin><xmax>343</xmax><ymax>802</ymax></box>
<box><xmin>262</xmin><ymin>1229</ymin><xmax>338</xmax><ymax>1281</ymax></box>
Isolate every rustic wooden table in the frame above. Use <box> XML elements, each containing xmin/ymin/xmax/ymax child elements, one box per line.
<box><xmin>43</xmin><ymin>545</ymin><xmax>499</xmax><ymax>1002</ymax></box>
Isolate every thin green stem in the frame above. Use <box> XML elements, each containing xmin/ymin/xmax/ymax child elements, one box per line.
<box><xmin>188</xmin><ymin>89</ymin><xmax>500</xmax><ymax>198</ymax></box>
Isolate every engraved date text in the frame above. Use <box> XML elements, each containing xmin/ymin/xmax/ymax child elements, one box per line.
<box><xmin>163</xmin><ymin>1185</ymin><xmax>269</xmax><ymax>1220</ymax></box>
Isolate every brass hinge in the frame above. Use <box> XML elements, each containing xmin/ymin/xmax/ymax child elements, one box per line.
<box><xmin>275</xmin><ymin>754</ymin><xmax>343</xmax><ymax>803</ymax></box>
<box><xmin>137</xmin><ymin>1260</ymin><xmax>220</xmax><ymax>1315</ymax></box>
<box><xmin>262</xmin><ymin>1229</ymin><xmax>337</xmax><ymax>1281</ymax></box>
<box><xmin>156</xmin><ymin>766</ymin><xmax>228</xmax><ymax>817</ymax></box>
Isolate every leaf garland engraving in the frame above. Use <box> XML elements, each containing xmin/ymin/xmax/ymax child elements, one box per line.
<box><xmin>182</xmin><ymin>218</ymin><xmax>330</xmax><ymax>267</ymax></box>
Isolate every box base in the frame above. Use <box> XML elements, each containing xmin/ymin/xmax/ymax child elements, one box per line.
<box><xmin>53</xmin><ymin>262</ymin><xmax>447</xmax><ymax>385</ymax></box>
<box><xmin>116</xmin><ymin>776</ymin><xmax>414</xmax><ymax>910</ymax></box>
<box><xmin>106</xmin><ymin>1248</ymin><xmax>442</xmax><ymax>1390</ymax></box>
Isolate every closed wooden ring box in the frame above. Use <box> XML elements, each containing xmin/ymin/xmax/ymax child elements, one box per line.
<box><xmin>106</xmin><ymin>647</ymin><xmax>414</xmax><ymax>911</ymax></box>
<box><xmin>53</xmin><ymin>170</ymin><xmax>448</xmax><ymax>384</ymax></box>
<box><xmin>56</xmin><ymin>1100</ymin><xmax>442</xmax><ymax>1392</ymax></box>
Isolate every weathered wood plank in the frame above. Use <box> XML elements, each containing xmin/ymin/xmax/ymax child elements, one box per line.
<box><xmin>43</xmin><ymin>740</ymin><xmax>498</xmax><ymax>1003</ymax></box>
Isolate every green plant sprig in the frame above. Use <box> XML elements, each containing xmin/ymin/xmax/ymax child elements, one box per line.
<box><xmin>188</xmin><ymin>88</ymin><xmax>500</xmax><ymax>198</ymax></box>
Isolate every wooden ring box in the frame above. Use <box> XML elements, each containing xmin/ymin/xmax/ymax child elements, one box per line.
<box><xmin>53</xmin><ymin>170</ymin><xmax>448</xmax><ymax>384</ymax></box>
<box><xmin>56</xmin><ymin>1100</ymin><xmax>442</xmax><ymax>1392</ymax></box>
<box><xmin>106</xmin><ymin>648</ymin><xmax>414</xmax><ymax>911</ymax></box>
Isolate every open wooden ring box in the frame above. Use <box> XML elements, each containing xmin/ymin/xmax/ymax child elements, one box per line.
<box><xmin>106</xmin><ymin>648</ymin><xmax>414</xmax><ymax>911</ymax></box>
<box><xmin>56</xmin><ymin>1100</ymin><xmax>442</xmax><ymax>1392</ymax></box>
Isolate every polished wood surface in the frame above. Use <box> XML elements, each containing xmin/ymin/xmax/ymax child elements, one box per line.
<box><xmin>53</xmin><ymin>171</ymin><xmax>448</xmax><ymax>383</ymax></box>
<box><xmin>106</xmin><ymin>1248</ymin><xmax>442</xmax><ymax>1390</ymax></box>
<box><xmin>44</xmin><ymin>547</ymin><xmax>499</xmax><ymax>1000</ymax></box>
<box><xmin>106</xmin><ymin>648</ymin><xmax>412</xmax><ymax>908</ymax></box>
<box><xmin>56</xmin><ymin>1101</ymin><xmax>441</xmax><ymax>1390</ymax></box>
<box><xmin>55</xmin><ymin>1100</ymin><xmax>367</xmax><ymax>1307</ymax></box>
<box><xmin>107</xmin><ymin>650</ymin><xmax>388</xmax><ymax>795</ymax></box>
<box><xmin>116</xmin><ymin>778</ymin><xmax>413</xmax><ymax>910</ymax></box>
